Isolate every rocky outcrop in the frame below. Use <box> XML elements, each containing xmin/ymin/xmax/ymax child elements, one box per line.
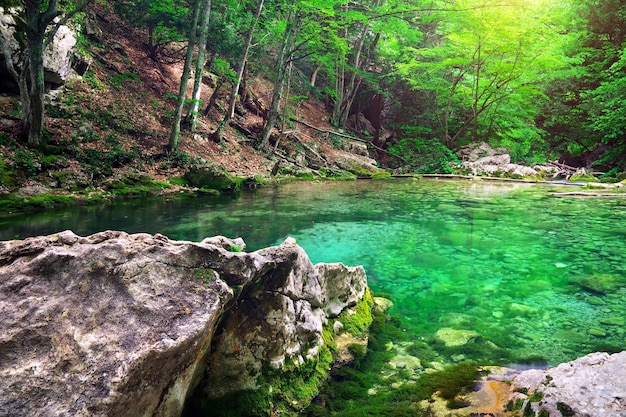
<box><xmin>0</xmin><ymin>231</ymin><xmax>369</xmax><ymax>417</ymax></box>
<box><xmin>508</xmin><ymin>351</ymin><xmax>626</xmax><ymax>417</ymax></box>
<box><xmin>0</xmin><ymin>8</ymin><xmax>79</xmax><ymax>86</ymax></box>
<box><xmin>457</xmin><ymin>142</ymin><xmax>555</xmax><ymax>179</ymax></box>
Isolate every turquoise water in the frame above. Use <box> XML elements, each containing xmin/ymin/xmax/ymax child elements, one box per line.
<box><xmin>1</xmin><ymin>179</ymin><xmax>625</xmax><ymax>366</ymax></box>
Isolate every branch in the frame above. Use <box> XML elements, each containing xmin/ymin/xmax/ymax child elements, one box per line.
<box><xmin>288</xmin><ymin>117</ymin><xmax>408</xmax><ymax>163</ymax></box>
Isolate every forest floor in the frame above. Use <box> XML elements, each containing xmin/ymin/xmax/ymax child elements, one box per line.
<box><xmin>0</xmin><ymin>2</ymin><xmax>361</xmax><ymax>198</ymax></box>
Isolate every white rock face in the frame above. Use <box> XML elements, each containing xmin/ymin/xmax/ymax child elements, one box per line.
<box><xmin>0</xmin><ymin>231</ymin><xmax>369</xmax><ymax>417</ymax></box>
<box><xmin>0</xmin><ymin>8</ymin><xmax>78</xmax><ymax>84</ymax></box>
<box><xmin>510</xmin><ymin>351</ymin><xmax>626</xmax><ymax>416</ymax></box>
<box><xmin>458</xmin><ymin>142</ymin><xmax>540</xmax><ymax>178</ymax></box>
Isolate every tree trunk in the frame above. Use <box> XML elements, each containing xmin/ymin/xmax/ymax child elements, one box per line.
<box><xmin>23</xmin><ymin>0</ymin><xmax>59</xmax><ymax>145</ymax></box>
<box><xmin>14</xmin><ymin>0</ymin><xmax>93</xmax><ymax>146</ymax></box>
<box><xmin>215</xmin><ymin>0</ymin><xmax>264</xmax><ymax>144</ymax></box>
<box><xmin>169</xmin><ymin>0</ymin><xmax>202</xmax><ymax>151</ymax></box>
<box><xmin>258</xmin><ymin>10</ymin><xmax>300</xmax><ymax>152</ymax></box>
<box><xmin>187</xmin><ymin>0</ymin><xmax>212</xmax><ymax>132</ymax></box>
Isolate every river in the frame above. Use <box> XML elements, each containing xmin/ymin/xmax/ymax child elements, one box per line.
<box><xmin>1</xmin><ymin>178</ymin><xmax>625</xmax><ymax>366</ymax></box>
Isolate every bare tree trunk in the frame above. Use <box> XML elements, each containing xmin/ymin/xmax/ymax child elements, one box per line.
<box><xmin>214</xmin><ymin>0</ymin><xmax>264</xmax><ymax>143</ymax></box>
<box><xmin>258</xmin><ymin>9</ymin><xmax>300</xmax><ymax>152</ymax></box>
<box><xmin>169</xmin><ymin>0</ymin><xmax>202</xmax><ymax>151</ymax></box>
<box><xmin>187</xmin><ymin>0</ymin><xmax>212</xmax><ymax>132</ymax></box>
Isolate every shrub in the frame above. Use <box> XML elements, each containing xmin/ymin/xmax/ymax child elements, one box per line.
<box><xmin>388</xmin><ymin>136</ymin><xmax>459</xmax><ymax>174</ymax></box>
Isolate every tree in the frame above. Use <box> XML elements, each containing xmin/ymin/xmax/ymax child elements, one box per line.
<box><xmin>213</xmin><ymin>0</ymin><xmax>264</xmax><ymax>143</ymax></box>
<box><xmin>186</xmin><ymin>0</ymin><xmax>213</xmax><ymax>132</ymax></box>
<box><xmin>169</xmin><ymin>0</ymin><xmax>203</xmax><ymax>151</ymax></box>
<box><xmin>2</xmin><ymin>0</ymin><xmax>92</xmax><ymax>146</ymax></box>
<box><xmin>112</xmin><ymin>0</ymin><xmax>190</xmax><ymax>62</ymax></box>
<box><xmin>394</xmin><ymin>0</ymin><xmax>570</xmax><ymax>154</ymax></box>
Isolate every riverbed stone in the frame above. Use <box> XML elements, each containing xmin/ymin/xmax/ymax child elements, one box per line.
<box><xmin>599</xmin><ymin>316</ymin><xmax>625</xmax><ymax>326</ymax></box>
<box><xmin>0</xmin><ymin>231</ymin><xmax>370</xmax><ymax>417</ymax></box>
<box><xmin>569</xmin><ymin>273</ymin><xmax>626</xmax><ymax>295</ymax></box>
<box><xmin>435</xmin><ymin>327</ymin><xmax>479</xmax><ymax>347</ymax></box>
<box><xmin>589</xmin><ymin>328</ymin><xmax>608</xmax><ymax>337</ymax></box>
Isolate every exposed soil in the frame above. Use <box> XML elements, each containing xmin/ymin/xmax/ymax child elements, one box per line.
<box><xmin>0</xmin><ymin>2</ymin><xmax>362</xmax><ymax>191</ymax></box>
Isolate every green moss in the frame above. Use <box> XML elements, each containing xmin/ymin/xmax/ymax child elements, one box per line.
<box><xmin>194</xmin><ymin>268</ymin><xmax>216</xmax><ymax>282</ymax></box>
<box><xmin>370</xmin><ymin>171</ymin><xmax>392</xmax><ymax>180</ymax></box>
<box><xmin>168</xmin><ymin>176</ymin><xmax>189</xmax><ymax>186</ymax></box>
<box><xmin>104</xmin><ymin>173</ymin><xmax>169</xmax><ymax>197</ymax></box>
<box><xmin>190</xmin><ymin>290</ymin><xmax>377</xmax><ymax>417</ymax></box>
<box><xmin>228</xmin><ymin>243</ymin><xmax>243</xmax><ymax>252</ymax></box>
<box><xmin>0</xmin><ymin>161</ymin><xmax>18</xmax><ymax>188</ymax></box>
<box><xmin>336</xmin><ymin>289</ymin><xmax>374</xmax><ymax>336</ymax></box>
<box><xmin>0</xmin><ymin>194</ymin><xmax>78</xmax><ymax>213</ymax></box>
<box><xmin>194</xmin><ymin>343</ymin><xmax>335</xmax><ymax>417</ymax></box>
<box><xmin>528</xmin><ymin>390</ymin><xmax>544</xmax><ymax>402</ymax></box>
<box><xmin>416</xmin><ymin>362</ymin><xmax>485</xmax><ymax>407</ymax></box>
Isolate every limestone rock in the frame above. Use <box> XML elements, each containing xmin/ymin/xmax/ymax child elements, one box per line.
<box><xmin>333</xmin><ymin>152</ymin><xmax>383</xmax><ymax>177</ymax></box>
<box><xmin>457</xmin><ymin>142</ymin><xmax>540</xmax><ymax>178</ymax></box>
<box><xmin>0</xmin><ymin>231</ymin><xmax>370</xmax><ymax>417</ymax></box>
<box><xmin>184</xmin><ymin>164</ymin><xmax>243</xmax><ymax>192</ymax></box>
<box><xmin>0</xmin><ymin>9</ymin><xmax>78</xmax><ymax>86</ymax></box>
<box><xmin>510</xmin><ymin>351</ymin><xmax>626</xmax><ymax>417</ymax></box>
<box><xmin>0</xmin><ymin>231</ymin><xmax>238</xmax><ymax>417</ymax></box>
<box><xmin>200</xmin><ymin>238</ymin><xmax>368</xmax><ymax>399</ymax></box>
<box><xmin>568</xmin><ymin>273</ymin><xmax>626</xmax><ymax>295</ymax></box>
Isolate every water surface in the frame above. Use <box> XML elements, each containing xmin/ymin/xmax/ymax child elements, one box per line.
<box><xmin>2</xmin><ymin>179</ymin><xmax>625</xmax><ymax>365</ymax></box>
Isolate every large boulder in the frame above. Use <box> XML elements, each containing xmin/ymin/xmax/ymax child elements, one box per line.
<box><xmin>0</xmin><ymin>8</ymin><xmax>79</xmax><ymax>86</ymax></box>
<box><xmin>508</xmin><ymin>351</ymin><xmax>626</xmax><ymax>416</ymax></box>
<box><xmin>0</xmin><ymin>231</ymin><xmax>370</xmax><ymax>417</ymax></box>
<box><xmin>197</xmin><ymin>238</ymin><xmax>368</xmax><ymax>399</ymax></box>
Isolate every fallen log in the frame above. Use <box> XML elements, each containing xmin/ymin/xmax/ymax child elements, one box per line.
<box><xmin>551</xmin><ymin>192</ymin><xmax>626</xmax><ymax>198</ymax></box>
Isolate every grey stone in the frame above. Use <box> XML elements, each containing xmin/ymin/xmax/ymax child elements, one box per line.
<box><xmin>510</xmin><ymin>351</ymin><xmax>626</xmax><ymax>417</ymax></box>
<box><xmin>0</xmin><ymin>231</ymin><xmax>369</xmax><ymax>417</ymax></box>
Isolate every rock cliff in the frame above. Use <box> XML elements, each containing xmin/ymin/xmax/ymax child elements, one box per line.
<box><xmin>0</xmin><ymin>231</ymin><xmax>369</xmax><ymax>417</ymax></box>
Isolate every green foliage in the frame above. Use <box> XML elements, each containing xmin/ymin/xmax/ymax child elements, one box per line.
<box><xmin>109</xmin><ymin>72</ymin><xmax>140</xmax><ymax>87</ymax></box>
<box><xmin>74</xmin><ymin>145</ymin><xmax>142</xmax><ymax>179</ymax></box>
<box><xmin>388</xmin><ymin>135</ymin><xmax>459</xmax><ymax>174</ymax></box>
<box><xmin>0</xmin><ymin>161</ymin><xmax>18</xmax><ymax>188</ymax></box>
<box><xmin>112</xmin><ymin>0</ymin><xmax>190</xmax><ymax>61</ymax></box>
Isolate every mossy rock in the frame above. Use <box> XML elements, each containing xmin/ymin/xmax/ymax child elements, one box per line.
<box><xmin>569</xmin><ymin>273</ymin><xmax>626</xmax><ymax>295</ymax></box>
<box><xmin>0</xmin><ymin>161</ymin><xmax>18</xmax><ymax>188</ymax></box>
<box><xmin>184</xmin><ymin>164</ymin><xmax>244</xmax><ymax>192</ymax></box>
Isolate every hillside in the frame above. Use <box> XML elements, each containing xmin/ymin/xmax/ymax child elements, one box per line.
<box><xmin>0</xmin><ymin>3</ymin><xmax>382</xmax><ymax>206</ymax></box>
<box><xmin>2</xmin><ymin>0</ymin><xmax>626</xmax><ymax>212</ymax></box>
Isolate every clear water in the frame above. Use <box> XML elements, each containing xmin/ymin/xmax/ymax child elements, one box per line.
<box><xmin>1</xmin><ymin>179</ymin><xmax>625</xmax><ymax>366</ymax></box>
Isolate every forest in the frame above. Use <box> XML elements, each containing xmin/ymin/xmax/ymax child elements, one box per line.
<box><xmin>1</xmin><ymin>0</ymin><xmax>626</xmax><ymax>199</ymax></box>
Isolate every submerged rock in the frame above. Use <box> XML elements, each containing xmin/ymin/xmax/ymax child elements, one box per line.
<box><xmin>0</xmin><ymin>231</ymin><xmax>369</xmax><ymax>417</ymax></box>
<box><xmin>435</xmin><ymin>327</ymin><xmax>479</xmax><ymax>347</ymax></box>
<box><xmin>568</xmin><ymin>273</ymin><xmax>626</xmax><ymax>295</ymax></box>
